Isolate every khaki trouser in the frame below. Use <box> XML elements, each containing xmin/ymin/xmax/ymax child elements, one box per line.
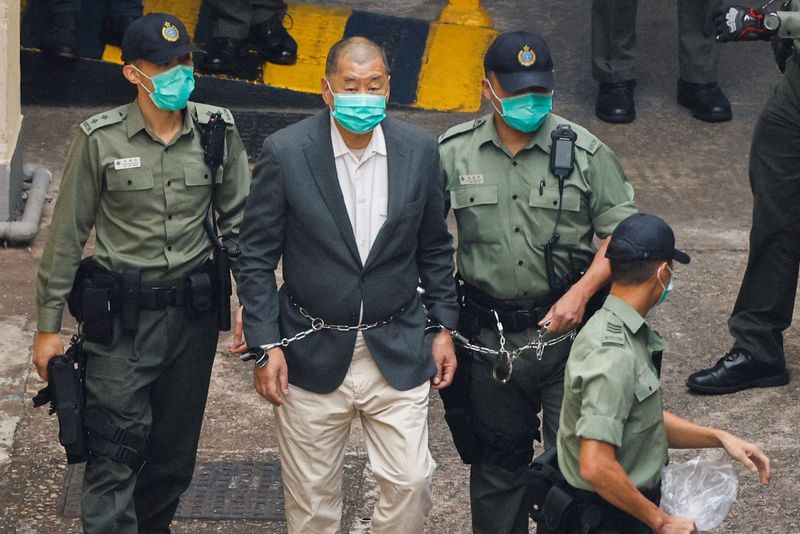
<box><xmin>274</xmin><ymin>333</ymin><xmax>436</xmax><ymax>533</ymax></box>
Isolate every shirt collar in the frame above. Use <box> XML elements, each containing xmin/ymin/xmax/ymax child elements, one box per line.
<box><xmin>603</xmin><ymin>295</ymin><xmax>646</xmax><ymax>334</ymax></box>
<box><xmin>476</xmin><ymin>113</ymin><xmax>557</xmax><ymax>157</ymax></box>
<box><xmin>126</xmin><ymin>100</ymin><xmax>195</xmax><ymax>142</ymax></box>
<box><xmin>329</xmin><ymin>111</ymin><xmax>387</xmax><ymax>159</ymax></box>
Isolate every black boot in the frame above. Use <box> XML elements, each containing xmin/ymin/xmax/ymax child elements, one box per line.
<box><xmin>40</xmin><ymin>11</ymin><xmax>79</xmax><ymax>59</ymax></box>
<box><xmin>595</xmin><ymin>80</ymin><xmax>636</xmax><ymax>124</ymax></box>
<box><xmin>101</xmin><ymin>15</ymin><xmax>139</xmax><ymax>47</ymax></box>
<box><xmin>677</xmin><ymin>79</ymin><xmax>732</xmax><ymax>123</ymax></box>
<box><xmin>249</xmin><ymin>14</ymin><xmax>297</xmax><ymax>65</ymax></box>
<box><xmin>197</xmin><ymin>38</ymin><xmax>248</xmax><ymax>73</ymax></box>
<box><xmin>686</xmin><ymin>350</ymin><xmax>789</xmax><ymax>394</ymax></box>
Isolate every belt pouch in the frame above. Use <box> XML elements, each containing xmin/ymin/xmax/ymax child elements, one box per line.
<box><xmin>120</xmin><ymin>267</ymin><xmax>141</xmax><ymax>332</ymax></box>
<box><xmin>187</xmin><ymin>271</ymin><xmax>213</xmax><ymax>314</ymax></box>
<box><xmin>82</xmin><ymin>286</ymin><xmax>114</xmax><ymax>345</ymax></box>
<box><xmin>544</xmin><ymin>485</ymin><xmax>574</xmax><ymax>531</ymax></box>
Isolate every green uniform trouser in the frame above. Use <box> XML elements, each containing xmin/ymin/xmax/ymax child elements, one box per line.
<box><xmin>591</xmin><ymin>0</ymin><xmax>721</xmax><ymax>83</ymax></box>
<box><xmin>727</xmin><ymin>55</ymin><xmax>800</xmax><ymax>368</ymax></box>
<box><xmin>81</xmin><ymin>305</ymin><xmax>218</xmax><ymax>534</ymax></box>
<box><xmin>206</xmin><ymin>0</ymin><xmax>287</xmax><ymax>39</ymax></box>
<box><xmin>469</xmin><ymin>327</ymin><xmax>572</xmax><ymax>534</ymax></box>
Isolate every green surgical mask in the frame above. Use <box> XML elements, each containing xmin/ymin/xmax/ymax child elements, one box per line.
<box><xmin>656</xmin><ymin>265</ymin><xmax>674</xmax><ymax>306</ymax></box>
<box><xmin>326</xmin><ymin>80</ymin><xmax>387</xmax><ymax>134</ymax></box>
<box><xmin>488</xmin><ymin>81</ymin><xmax>553</xmax><ymax>133</ymax></box>
<box><xmin>133</xmin><ymin>64</ymin><xmax>195</xmax><ymax>111</ymax></box>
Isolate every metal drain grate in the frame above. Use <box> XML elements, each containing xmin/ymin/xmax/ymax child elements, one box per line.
<box><xmin>58</xmin><ymin>461</ymin><xmax>285</xmax><ymax>521</ymax></box>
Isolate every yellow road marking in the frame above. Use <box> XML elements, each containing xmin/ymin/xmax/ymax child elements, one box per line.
<box><xmin>261</xmin><ymin>3</ymin><xmax>351</xmax><ymax>95</ymax></box>
<box><xmin>415</xmin><ymin>22</ymin><xmax>496</xmax><ymax>112</ymax></box>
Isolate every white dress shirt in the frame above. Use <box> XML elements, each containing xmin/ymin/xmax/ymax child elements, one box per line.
<box><xmin>329</xmin><ymin>114</ymin><xmax>389</xmax><ymax>265</ymax></box>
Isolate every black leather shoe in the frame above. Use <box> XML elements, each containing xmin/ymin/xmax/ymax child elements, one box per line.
<box><xmin>101</xmin><ymin>15</ymin><xmax>139</xmax><ymax>47</ymax></box>
<box><xmin>197</xmin><ymin>38</ymin><xmax>248</xmax><ymax>73</ymax></box>
<box><xmin>595</xmin><ymin>80</ymin><xmax>636</xmax><ymax>123</ymax></box>
<box><xmin>40</xmin><ymin>12</ymin><xmax>79</xmax><ymax>59</ymax></box>
<box><xmin>686</xmin><ymin>350</ymin><xmax>789</xmax><ymax>394</ymax></box>
<box><xmin>677</xmin><ymin>79</ymin><xmax>732</xmax><ymax>123</ymax></box>
<box><xmin>249</xmin><ymin>15</ymin><xmax>297</xmax><ymax>65</ymax></box>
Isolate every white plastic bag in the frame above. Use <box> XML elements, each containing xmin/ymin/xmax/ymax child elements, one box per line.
<box><xmin>660</xmin><ymin>456</ymin><xmax>739</xmax><ymax>531</ymax></box>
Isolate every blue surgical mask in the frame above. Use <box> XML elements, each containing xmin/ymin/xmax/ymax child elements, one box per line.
<box><xmin>656</xmin><ymin>265</ymin><xmax>673</xmax><ymax>306</ymax></box>
<box><xmin>326</xmin><ymin>80</ymin><xmax>387</xmax><ymax>134</ymax></box>
<box><xmin>488</xmin><ymin>81</ymin><xmax>553</xmax><ymax>133</ymax></box>
<box><xmin>133</xmin><ymin>64</ymin><xmax>195</xmax><ymax>111</ymax></box>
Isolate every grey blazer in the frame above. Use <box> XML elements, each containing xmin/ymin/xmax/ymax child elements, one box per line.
<box><xmin>237</xmin><ymin>110</ymin><xmax>459</xmax><ymax>393</ymax></box>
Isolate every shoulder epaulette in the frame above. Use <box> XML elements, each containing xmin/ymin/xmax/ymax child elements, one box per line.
<box><xmin>191</xmin><ymin>102</ymin><xmax>235</xmax><ymax>126</ymax></box>
<box><xmin>572</xmin><ymin>124</ymin><xmax>602</xmax><ymax>155</ymax></box>
<box><xmin>601</xmin><ymin>320</ymin><xmax>626</xmax><ymax>347</ymax></box>
<box><xmin>439</xmin><ymin>116</ymin><xmax>487</xmax><ymax>144</ymax></box>
<box><xmin>79</xmin><ymin>106</ymin><xmax>127</xmax><ymax>135</ymax></box>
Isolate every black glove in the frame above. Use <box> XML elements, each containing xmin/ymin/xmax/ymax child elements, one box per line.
<box><xmin>714</xmin><ymin>5</ymin><xmax>777</xmax><ymax>42</ymax></box>
<box><xmin>772</xmin><ymin>36</ymin><xmax>795</xmax><ymax>72</ymax></box>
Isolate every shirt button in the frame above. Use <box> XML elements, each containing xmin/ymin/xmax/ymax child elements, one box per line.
<box><xmin>168</xmin><ymin>215</ymin><xmax>173</xmax><ymax>220</ymax></box>
<box><xmin>552</xmin><ymin>200</ymin><xmax>558</xmax><ymax>206</ymax></box>
<box><xmin>167</xmin><ymin>246</ymin><xmax>173</xmax><ymax>251</ymax></box>
<box><xmin>204</xmin><ymin>174</ymin><xmax>209</xmax><ymax>180</ymax></box>
<box><xmin>512</xmin><ymin>161</ymin><xmax>518</xmax><ymax>167</ymax></box>
<box><xmin>167</xmin><ymin>181</ymin><xmax>172</xmax><ymax>187</ymax></box>
<box><xmin>512</xmin><ymin>194</ymin><xmax>518</xmax><ymax>200</ymax></box>
<box><xmin>523</xmin><ymin>291</ymin><xmax>529</xmax><ymax>296</ymax></box>
<box><xmin>469</xmin><ymin>197</ymin><xmax>475</xmax><ymax>203</ymax></box>
<box><xmin>518</xmin><ymin>260</ymin><xmax>523</xmax><ymax>266</ymax></box>
<box><xmin>515</xmin><ymin>227</ymin><xmax>521</xmax><ymax>233</ymax></box>
<box><xmin>127</xmin><ymin>180</ymin><xmax>132</xmax><ymax>185</ymax></box>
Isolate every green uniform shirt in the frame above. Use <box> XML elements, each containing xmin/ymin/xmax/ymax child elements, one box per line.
<box><xmin>439</xmin><ymin>113</ymin><xmax>637</xmax><ymax>302</ymax></box>
<box><xmin>36</xmin><ymin>100</ymin><xmax>251</xmax><ymax>333</ymax></box>
<box><xmin>557</xmin><ymin>295</ymin><xmax>668</xmax><ymax>491</ymax></box>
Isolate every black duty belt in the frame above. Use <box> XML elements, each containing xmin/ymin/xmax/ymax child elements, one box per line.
<box><xmin>461</xmin><ymin>282</ymin><xmax>558</xmax><ymax>333</ymax></box>
<box><xmin>137</xmin><ymin>283</ymin><xmax>190</xmax><ymax>309</ymax></box>
<box><xmin>569</xmin><ymin>483</ymin><xmax>661</xmax><ymax>507</ymax></box>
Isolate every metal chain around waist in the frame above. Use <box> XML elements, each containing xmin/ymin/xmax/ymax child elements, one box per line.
<box><xmin>453</xmin><ymin>311</ymin><xmax>576</xmax><ymax>385</ymax></box>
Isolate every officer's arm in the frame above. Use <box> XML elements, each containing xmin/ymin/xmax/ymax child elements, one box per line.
<box><xmin>663</xmin><ymin>411</ymin><xmax>770</xmax><ymax>484</ymax></box>
<box><xmin>236</xmin><ymin>136</ymin><xmax>285</xmax><ymax>348</ymax></box>
<box><xmin>579</xmin><ymin>439</ymin><xmax>667</xmax><ymax>531</ymax></box>
<box><xmin>416</xmin><ymin>144</ymin><xmax>458</xmax><ymax>331</ymax></box>
<box><xmin>37</xmin><ymin>130</ymin><xmax>101</xmax><ymax>333</ymax></box>
<box><xmin>777</xmin><ymin>11</ymin><xmax>800</xmax><ymax>39</ymax></box>
<box><xmin>215</xmin><ymin>125</ymin><xmax>251</xmax><ymax>280</ymax></box>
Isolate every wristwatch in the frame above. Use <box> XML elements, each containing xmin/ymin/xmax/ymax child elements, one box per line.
<box><xmin>764</xmin><ymin>12</ymin><xmax>781</xmax><ymax>32</ymax></box>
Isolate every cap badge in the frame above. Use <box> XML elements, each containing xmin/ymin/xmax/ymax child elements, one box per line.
<box><xmin>518</xmin><ymin>45</ymin><xmax>536</xmax><ymax>67</ymax></box>
<box><xmin>162</xmin><ymin>21</ymin><xmax>180</xmax><ymax>42</ymax></box>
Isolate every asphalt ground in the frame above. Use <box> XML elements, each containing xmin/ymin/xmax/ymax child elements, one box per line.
<box><xmin>3</xmin><ymin>1</ymin><xmax>799</xmax><ymax>533</ymax></box>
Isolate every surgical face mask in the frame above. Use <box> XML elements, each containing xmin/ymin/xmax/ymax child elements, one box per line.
<box><xmin>132</xmin><ymin>64</ymin><xmax>195</xmax><ymax>111</ymax></box>
<box><xmin>656</xmin><ymin>265</ymin><xmax>674</xmax><ymax>306</ymax></box>
<box><xmin>326</xmin><ymin>79</ymin><xmax>388</xmax><ymax>134</ymax></box>
<box><xmin>487</xmin><ymin>81</ymin><xmax>553</xmax><ymax>133</ymax></box>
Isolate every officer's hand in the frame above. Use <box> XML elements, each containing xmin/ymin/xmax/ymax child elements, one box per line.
<box><xmin>431</xmin><ymin>330</ymin><xmax>457</xmax><ymax>390</ymax></box>
<box><xmin>718</xmin><ymin>431</ymin><xmax>771</xmax><ymax>484</ymax></box>
<box><xmin>228</xmin><ymin>305</ymin><xmax>248</xmax><ymax>354</ymax></box>
<box><xmin>714</xmin><ymin>5</ymin><xmax>776</xmax><ymax>42</ymax></box>
<box><xmin>254</xmin><ymin>347</ymin><xmax>289</xmax><ymax>406</ymax></box>
<box><xmin>539</xmin><ymin>285</ymin><xmax>586</xmax><ymax>334</ymax></box>
<box><xmin>656</xmin><ymin>514</ymin><xmax>698</xmax><ymax>534</ymax></box>
<box><xmin>32</xmin><ymin>332</ymin><xmax>65</xmax><ymax>381</ymax></box>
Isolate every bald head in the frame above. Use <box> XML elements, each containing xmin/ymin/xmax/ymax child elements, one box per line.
<box><xmin>325</xmin><ymin>37</ymin><xmax>389</xmax><ymax>76</ymax></box>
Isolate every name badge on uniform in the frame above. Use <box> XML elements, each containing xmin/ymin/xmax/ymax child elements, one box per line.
<box><xmin>114</xmin><ymin>157</ymin><xmax>141</xmax><ymax>170</ymax></box>
<box><xmin>459</xmin><ymin>174</ymin><xmax>484</xmax><ymax>185</ymax></box>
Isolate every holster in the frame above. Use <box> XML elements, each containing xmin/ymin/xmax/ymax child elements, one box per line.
<box><xmin>68</xmin><ymin>257</ymin><xmax>117</xmax><ymax>345</ymax></box>
<box><xmin>32</xmin><ymin>340</ymin><xmax>88</xmax><ymax>464</ymax></box>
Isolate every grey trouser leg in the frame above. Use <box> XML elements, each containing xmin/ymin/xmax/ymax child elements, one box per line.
<box><xmin>81</xmin><ymin>306</ymin><xmax>218</xmax><ymax>534</ymax></box>
<box><xmin>728</xmin><ymin>58</ymin><xmax>800</xmax><ymax>368</ymax></box>
<box><xmin>677</xmin><ymin>0</ymin><xmax>721</xmax><ymax>83</ymax></box>
<box><xmin>207</xmin><ymin>0</ymin><xmax>287</xmax><ymax>39</ymax></box>
<box><xmin>591</xmin><ymin>0</ymin><xmax>638</xmax><ymax>83</ymax></box>
<box><xmin>469</xmin><ymin>327</ymin><xmax>570</xmax><ymax>534</ymax></box>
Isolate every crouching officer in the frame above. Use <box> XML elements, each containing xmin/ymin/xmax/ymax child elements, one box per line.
<box><xmin>543</xmin><ymin>214</ymin><xmax>771</xmax><ymax>534</ymax></box>
<box><xmin>31</xmin><ymin>13</ymin><xmax>250</xmax><ymax>533</ymax></box>
<box><xmin>438</xmin><ymin>30</ymin><xmax>638</xmax><ymax>533</ymax></box>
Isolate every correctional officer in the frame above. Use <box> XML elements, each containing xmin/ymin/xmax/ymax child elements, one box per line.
<box><xmin>198</xmin><ymin>0</ymin><xmax>297</xmax><ymax>73</ymax></box>
<box><xmin>686</xmin><ymin>3</ymin><xmax>799</xmax><ymax>394</ymax></box>
<box><xmin>39</xmin><ymin>0</ymin><xmax>143</xmax><ymax>59</ymax></box>
<box><xmin>438</xmin><ymin>30</ymin><xmax>638</xmax><ymax>533</ymax></box>
<box><xmin>32</xmin><ymin>13</ymin><xmax>250</xmax><ymax>533</ymax></box>
<box><xmin>551</xmin><ymin>213</ymin><xmax>770</xmax><ymax>534</ymax></box>
<box><xmin>592</xmin><ymin>0</ymin><xmax>732</xmax><ymax>123</ymax></box>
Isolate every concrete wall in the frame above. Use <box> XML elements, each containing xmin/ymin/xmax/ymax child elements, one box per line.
<box><xmin>0</xmin><ymin>1</ymin><xmax>23</xmax><ymax>221</ymax></box>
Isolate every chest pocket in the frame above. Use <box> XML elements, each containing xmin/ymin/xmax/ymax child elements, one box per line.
<box><xmin>106</xmin><ymin>167</ymin><xmax>154</xmax><ymax>192</ymax></box>
<box><xmin>450</xmin><ymin>184</ymin><xmax>499</xmax><ymax>245</ymax></box>
<box><xmin>528</xmin><ymin>185</ymin><xmax>584</xmax><ymax>245</ymax></box>
<box><xmin>629</xmin><ymin>366</ymin><xmax>663</xmax><ymax>433</ymax></box>
<box><xmin>184</xmin><ymin>163</ymin><xmax>214</xmax><ymax>187</ymax></box>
